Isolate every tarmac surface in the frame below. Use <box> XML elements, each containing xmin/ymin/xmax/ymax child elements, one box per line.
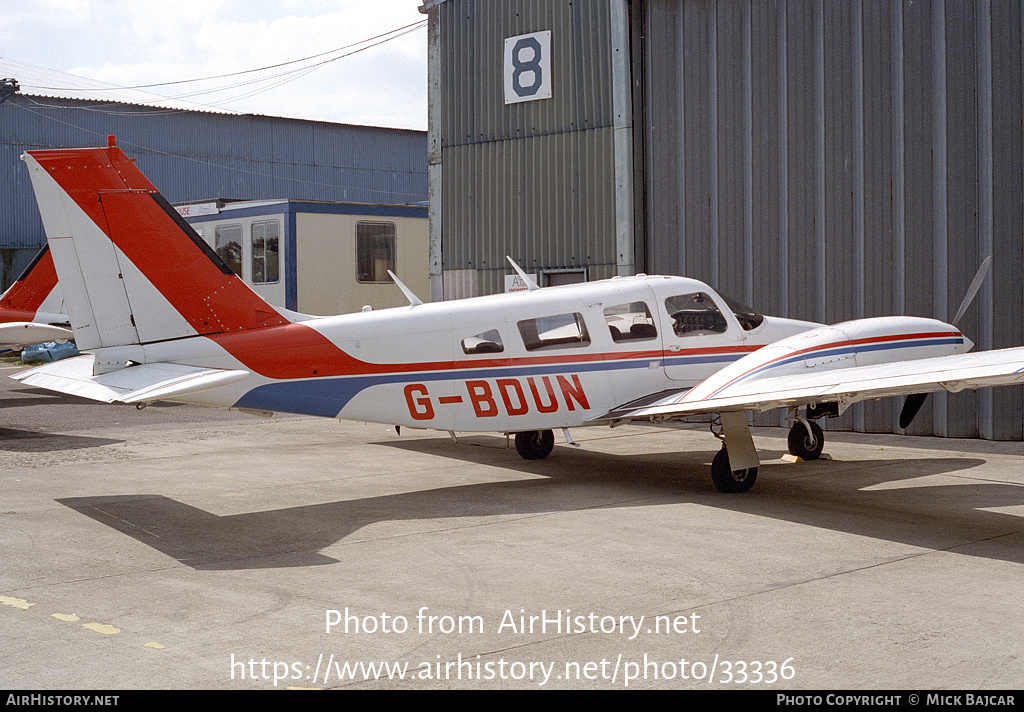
<box><xmin>2</xmin><ymin>359</ymin><xmax>1023</xmax><ymax>690</ymax></box>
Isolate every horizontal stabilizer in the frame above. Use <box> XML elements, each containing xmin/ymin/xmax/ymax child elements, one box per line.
<box><xmin>0</xmin><ymin>322</ymin><xmax>74</xmax><ymax>347</ymax></box>
<box><xmin>12</xmin><ymin>355</ymin><xmax>249</xmax><ymax>404</ymax></box>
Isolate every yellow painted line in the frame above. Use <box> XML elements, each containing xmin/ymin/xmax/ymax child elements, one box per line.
<box><xmin>0</xmin><ymin>595</ymin><xmax>35</xmax><ymax>610</ymax></box>
<box><xmin>3</xmin><ymin>595</ymin><xmax>164</xmax><ymax>648</ymax></box>
<box><xmin>82</xmin><ymin>622</ymin><xmax>120</xmax><ymax>635</ymax></box>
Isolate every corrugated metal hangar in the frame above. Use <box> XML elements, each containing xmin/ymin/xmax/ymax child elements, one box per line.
<box><xmin>420</xmin><ymin>0</ymin><xmax>1024</xmax><ymax>440</ymax></box>
<box><xmin>0</xmin><ymin>59</ymin><xmax>428</xmax><ymax>314</ymax></box>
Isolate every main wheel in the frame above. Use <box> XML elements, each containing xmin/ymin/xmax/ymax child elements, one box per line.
<box><xmin>514</xmin><ymin>430</ymin><xmax>555</xmax><ymax>460</ymax></box>
<box><xmin>787</xmin><ymin>420</ymin><xmax>824</xmax><ymax>461</ymax></box>
<box><xmin>711</xmin><ymin>447</ymin><xmax>758</xmax><ymax>493</ymax></box>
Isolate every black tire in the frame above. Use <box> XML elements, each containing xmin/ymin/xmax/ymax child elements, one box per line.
<box><xmin>711</xmin><ymin>447</ymin><xmax>757</xmax><ymax>493</ymax></box>
<box><xmin>514</xmin><ymin>430</ymin><xmax>555</xmax><ymax>460</ymax></box>
<box><xmin>787</xmin><ymin>420</ymin><xmax>824</xmax><ymax>461</ymax></box>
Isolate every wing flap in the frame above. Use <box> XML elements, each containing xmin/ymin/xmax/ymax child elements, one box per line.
<box><xmin>587</xmin><ymin>387</ymin><xmax>693</xmax><ymax>423</ymax></box>
<box><xmin>12</xmin><ymin>354</ymin><xmax>249</xmax><ymax>404</ymax></box>
<box><xmin>615</xmin><ymin>347</ymin><xmax>1024</xmax><ymax>421</ymax></box>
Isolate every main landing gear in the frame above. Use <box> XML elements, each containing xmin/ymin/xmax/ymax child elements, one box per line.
<box><xmin>709</xmin><ymin>411</ymin><xmax>761</xmax><ymax>494</ymax></box>
<box><xmin>509</xmin><ymin>414</ymin><xmax>827</xmax><ymax>495</ymax></box>
<box><xmin>787</xmin><ymin>419</ymin><xmax>824</xmax><ymax>461</ymax></box>
<box><xmin>710</xmin><ymin>409</ymin><xmax>829</xmax><ymax>494</ymax></box>
<box><xmin>514</xmin><ymin>429</ymin><xmax>555</xmax><ymax>460</ymax></box>
<box><xmin>711</xmin><ymin>447</ymin><xmax>758</xmax><ymax>493</ymax></box>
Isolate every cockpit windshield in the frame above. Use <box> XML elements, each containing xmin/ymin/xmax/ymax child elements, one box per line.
<box><xmin>718</xmin><ymin>292</ymin><xmax>765</xmax><ymax>331</ymax></box>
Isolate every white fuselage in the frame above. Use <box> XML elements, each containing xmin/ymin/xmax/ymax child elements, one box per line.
<box><xmin>130</xmin><ymin>275</ymin><xmax>817</xmax><ymax>432</ymax></box>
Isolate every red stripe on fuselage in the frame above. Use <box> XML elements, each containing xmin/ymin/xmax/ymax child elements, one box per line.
<box><xmin>207</xmin><ymin>322</ymin><xmax>764</xmax><ymax>381</ymax></box>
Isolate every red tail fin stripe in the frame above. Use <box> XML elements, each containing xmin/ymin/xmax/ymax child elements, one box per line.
<box><xmin>27</xmin><ymin>147</ymin><xmax>288</xmax><ymax>336</ymax></box>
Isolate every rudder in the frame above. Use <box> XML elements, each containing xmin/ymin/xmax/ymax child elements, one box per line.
<box><xmin>23</xmin><ymin>143</ymin><xmax>290</xmax><ymax>351</ymax></box>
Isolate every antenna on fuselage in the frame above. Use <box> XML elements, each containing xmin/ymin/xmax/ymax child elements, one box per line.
<box><xmin>387</xmin><ymin>270</ymin><xmax>423</xmax><ymax>307</ymax></box>
<box><xmin>506</xmin><ymin>256</ymin><xmax>540</xmax><ymax>292</ymax></box>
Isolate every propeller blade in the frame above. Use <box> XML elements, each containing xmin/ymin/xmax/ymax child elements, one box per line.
<box><xmin>951</xmin><ymin>256</ymin><xmax>992</xmax><ymax>327</ymax></box>
<box><xmin>899</xmin><ymin>392</ymin><xmax>929</xmax><ymax>430</ymax></box>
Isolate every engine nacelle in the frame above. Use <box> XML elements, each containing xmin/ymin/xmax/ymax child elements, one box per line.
<box><xmin>683</xmin><ymin>316</ymin><xmax>970</xmax><ymax>405</ymax></box>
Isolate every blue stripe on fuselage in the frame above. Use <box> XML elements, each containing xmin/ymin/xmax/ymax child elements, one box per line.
<box><xmin>231</xmin><ymin>350</ymin><xmax>752</xmax><ymax>418</ymax></box>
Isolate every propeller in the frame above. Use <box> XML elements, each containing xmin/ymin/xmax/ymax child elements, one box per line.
<box><xmin>951</xmin><ymin>256</ymin><xmax>991</xmax><ymax>327</ymax></box>
<box><xmin>899</xmin><ymin>256</ymin><xmax>991</xmax><ymax>429</ymax></box>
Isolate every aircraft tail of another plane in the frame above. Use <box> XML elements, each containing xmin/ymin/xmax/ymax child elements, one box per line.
<box><xmin>0</xmin><ymin>244</ymin><xmax>63</xmax><ymax>324</ymax></box>
<box><xmin>21</xmin><ymin>140</ymin><xmax>294</xmax><ymax>353</ymax></box>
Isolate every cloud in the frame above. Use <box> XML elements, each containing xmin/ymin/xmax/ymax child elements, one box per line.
<box><xmin>4</xmin><ymin>0</ymin><xmax>427</xmax><ymax>128</ymax></box>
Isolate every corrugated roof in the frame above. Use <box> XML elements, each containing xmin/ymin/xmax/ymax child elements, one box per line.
<box><xmin>0</xmin><ymin>57</ymin><xmax>236</xmax><ymax>114</ymax></box>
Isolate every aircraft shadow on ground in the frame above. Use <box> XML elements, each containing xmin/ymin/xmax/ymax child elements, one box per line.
<box><xmin>5</xmin><ymin>386</ymin><xmax>186</xmax><ymax>409</ymax></box>
<box><xmin>55</xmin><ymin>434</ymin><xmax>1024</xmax><ymax>571</ymax></box>
<box><xmin>3</xmin><ymin>386</ymin><xmax>104</xmax><ymax>407</ymax></box>
<box><xmin>0</xmin><ymin>428</ymin><xmax>121</xmax><ymax>451</ymax></box>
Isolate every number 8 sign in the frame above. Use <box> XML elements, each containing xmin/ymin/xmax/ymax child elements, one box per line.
<box><xmin>504</xmin><ymin>31</ymin><xmax>552</xmax><ymax>104</ymax></box>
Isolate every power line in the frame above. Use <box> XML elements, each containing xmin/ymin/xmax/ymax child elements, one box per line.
<box><xmin>29</xmin><ymin>19</ymin><xmax>426</xmax><ymax>94</ymax></box>
<box><xmin>172</xmin><ymin>22</ymin><xmax>427</xmax><ymax>109</ymax></box>
<box><xmin>22</xmin><ymin>18</ymin><xmax>426</xmax><ymax>114</ymax></box>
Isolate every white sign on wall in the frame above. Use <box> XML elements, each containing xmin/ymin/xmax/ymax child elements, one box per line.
<box><xmin>503</xmin><ymin>31</ymin><xmax>552</xmax><ymax>104</ymax></box>
<box><xmin>505</xmin><ymin>273</ymin><xmax>539</xmax><ymax>293</ymax></box>
<box><xmin>175</xmin><ymin>202</ymin><xmax>220</xmax><ymax>218</ymax></box>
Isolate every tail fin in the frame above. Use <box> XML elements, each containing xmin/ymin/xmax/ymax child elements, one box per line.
<box><xmin>0</xmin><ymin>244</ymin><xmax>65</xmax><ymax>325</ymax></box>
<box><xmin>22</xmin><ymin>143</ymin><xmax>291</xmax><ymax>351</ymax></box>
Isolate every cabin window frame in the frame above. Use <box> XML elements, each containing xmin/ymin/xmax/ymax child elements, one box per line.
<box><xmin>461</xmin><ymin>329</ymin><xmax>505</xmax><ymax>355</ymax></box>
<box><xmin>517</xmin><ymin>312</ymin><xmax>591</xmax><ymax>351</ymax></box>
<box><xmin>664</xmin><ymin>292</ymin><xmax>730</xmax><ymax>337</ymax></box>
<box><xmin>603</xmin><ymin>301</ymin><xmax>658</xmax><ymax>342</ymax></box>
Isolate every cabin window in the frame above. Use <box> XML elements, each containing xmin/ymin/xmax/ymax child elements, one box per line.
<box><xmin>665</xmin><ymin>292</ymin><xmax>728</xmax><ymax>336</ymax></box>
<box><xmin>214</xmin><ymin>224</ymin><xmax>242</xmax><ymax>277</ymax></box>
<box><xmin>357</xmin><ymin>221</ymin><xmax>396</xmax><ymax>283</ymax></box>
<box><xmin>461</xmin><ymin>329</ymin><xmax>504</xmax><ymax>355</ymax></box>
<box><xmin>518</xmin><ymin>313</ymin><xmax>591</xmax><ymax>351</ymax></box>
<box><xmin>251</xmin><ymin>220</ymin><xmax>280</xmax><ymax>284</ymax></box>
<box><xmin>604</xmin><ymin>301</ymin><xmax>657</xmax><ymax>342</ymax></box>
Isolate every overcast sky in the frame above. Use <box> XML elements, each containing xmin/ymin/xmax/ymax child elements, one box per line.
<box><xmin>0</xmin><ymin>0</ymin><xmax>428</xmax><ymax>129</ymax></box>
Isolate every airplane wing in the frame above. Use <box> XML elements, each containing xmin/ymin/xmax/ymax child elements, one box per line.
<box><xmin>593</xmin><ymin>347</ymin><xmax>1024</xmax><ymax>422</ymax></box>
<box><xmin>12</xmin><ymin>355</ymin><xmax>249</xmax><ymax>404</ymax></box>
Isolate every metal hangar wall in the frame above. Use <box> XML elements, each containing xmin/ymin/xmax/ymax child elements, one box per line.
<box><xmin>1</xmin><ymin>92</ymin><xmax>427</xmax><ymax>288</ymax></box>
<box><xmin>422</xmin><ymin>0</ymin><xmax>634</xmax><ymax>299</ymax></box>
<box><xmin>423</xmin><ymin>0</ymin><xmax>1024</xmax><ymax>441</ymax></box>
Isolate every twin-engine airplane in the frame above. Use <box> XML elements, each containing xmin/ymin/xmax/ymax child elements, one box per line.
<box><xmin>0</xmin><ymin>245</ymin><xmax>73</xmax><ymax>348</ymax></box>
<box><xmin>13</xmin><ymin>140</ymin><xmax>1024</xmax><ymax>492</ymax></box>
